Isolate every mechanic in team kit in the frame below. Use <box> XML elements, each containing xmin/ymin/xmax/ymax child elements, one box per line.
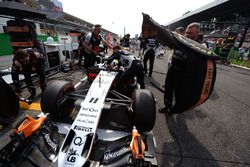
<box><xmin>77</xmin><ymin>32</ymin><xmax>87</xmax><ymax>66</ymax></box>
<box><xmin>143</xmin><ymin>37</ymin><xmax>159</xmax><ymax>77</ymax></box>
<box><xmin>83</xmin><ymin>24</ymin><xmax>112</xmax><ymax>68</ymax></box>
<box><xmin>11</xmin><ymin>48</ymin><xmax>46</xmax><ymax>99</ymax></box>
<box><xmin>106</xmin><ymin>45</ymin><xmax>145</xmax><ymax>89</ymax></box>
<box><xmin>120</xmin><ymin>34</ymin><xmax>131</xmax><ymax>47</ymax></box>
<box><xmin>161</xmin><ymin>22</ymin><xmax>205</xmax><ymax>115</ymax></box>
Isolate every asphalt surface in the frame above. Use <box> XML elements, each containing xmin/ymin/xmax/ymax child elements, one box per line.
<box><xmin>1</xmin><ymin>50</ymin><xmax>250</xmax><ymax>167</ymax></box>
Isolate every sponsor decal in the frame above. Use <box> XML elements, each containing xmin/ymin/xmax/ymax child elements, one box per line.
<box><xmin>204</xmin><ymin>66</ymin><xmax>213</xmax><ymax>94</ymax></box>
<box><xmin>89</xmin><ymin>98</ymin><xmax>99</xmax><ymax>103</ymax></box>
<box><xmin>74</xmin><ymin>137</ymin><xmax>84</xmax><ymax>146</ymax></box>
<box><xmin>81</xmin><ymin>107</ymin><xmax>98</xmax><ymax>112</ymax></box>
<box><xmin>74</xmin><ymin>125</ymin><xmax>92</xmax><ymax>132</ymax></box>
<box><xmin>79</xmin><ymin>113</ymin><xmax>97</xmax><ymax>118</ymax></box>
<box><xmin>93</xmin><ymin>80</ymin><xmax>111</xmax><ymax>85</ymax></box>
<box><xmin>44</xmin><ymin>134</ymin><xmax>58</xmax><ymax>152</ymax></box>
<box><xmin>103</xmin><ymin>147</ymin><xmax>130</xmax><ymax>161</ymax></box>
<box><xmin>195</xmin><ymin>60</ymin><xmax>214</xmax><ymax>106</ymax></box>
<box><xmin>76</xmin><ymin>119</ymin><xmax>94</xmax><ymax>124</ymax></box>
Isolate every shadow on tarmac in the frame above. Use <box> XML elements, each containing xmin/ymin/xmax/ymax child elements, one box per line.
<box><xmin>208</xmin><ymin>90</ymin><xmax>220</xmax><ymax>101</ymax></box>
<box><xmin>161</xmin><ymin>111</ymin><xmax>220</xmax><ymax>167</ymax></box>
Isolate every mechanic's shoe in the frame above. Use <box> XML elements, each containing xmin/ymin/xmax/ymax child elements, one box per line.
<box><xmin>26</xmin><ymin>97</ymin><xmax>34</xmax><ymax>105</ymax></box>
<box><xmin>19</xmin><ymin>97</ymin><xmax>33</xmax><ymax>105</ymax></box>
<box><xmin>159</xmin><ymin>107</ymin><xmax>167</xmax><ymax>113</ymax></box>
<box><xmin>159</xmin><ymin>107</ymin><xmax>173</xmax><ymax>117</ymax></box>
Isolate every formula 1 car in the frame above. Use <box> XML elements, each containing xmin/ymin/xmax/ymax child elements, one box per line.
<box><xmin>39</xmin><ymin>65</ymin><xmax>157</xmax><ymax>166</ymax></box>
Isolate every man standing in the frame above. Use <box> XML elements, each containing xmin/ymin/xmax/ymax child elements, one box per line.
<box><xmin>46</xmin><ymin>33</ymin><xmax>54</xmax><ymax>44</ymax></box>
<box><xmin>121</xmin><ymin>34</ymin><xmax>131</xmax><ymax>47</ymax></box>
<box><xmin>142</xmin><ymin>13</ymin><xmax>216</xmax><ymax>116</ymax></box>
<box><xmin>168</xmin><ymin>27</ymin><xmax>185</xmax><ymax>68</ymax></box>
<box><xmin>78</xmin><ymin>32</ymin><xmax>86</xmax><ymax>66</ymax></box>
<box><xmin>143</xmin><ymin>38</ymin><xmax>158</xmax><ymax>77</ymax></box>
<box><xmin>83</xmin><ymin>24</ymin><xmax>112</xmax><ymax>68</ymax></box>
<box><xmin>163</xmin><ymin>22</ymin><xmax>203</xmax><ymax>114</ymax></box>
<box><xmin>184</xmin><ymin>23</ymin><xmax>200</xmax><ymax>40</ymax></box>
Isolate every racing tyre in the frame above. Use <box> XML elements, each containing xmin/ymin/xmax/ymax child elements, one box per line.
<box><xmin>0</xmin><ymin>77</ymin><xmax>19</xmax><ymax>123</ymax></box>
<box><xmin>132</xmin><ymin>89</ymin><xmax>156</xmax><ymax>132</ymax></box>
<box><xmin>41</xmin><ymin>80</ymin><xmax>75</xmax><ymax>120</ymax></box>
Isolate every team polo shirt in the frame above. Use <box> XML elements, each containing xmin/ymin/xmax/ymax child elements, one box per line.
<box><xmin>85</xmin><ymin>32</ymin><xmax>103</xmax><ymax>54</ymax></box>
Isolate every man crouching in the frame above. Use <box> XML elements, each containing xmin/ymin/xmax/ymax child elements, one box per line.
<box><xmin>11</xmin><ymin>48</ymin><xmax>46</xmax><ymax>100</ymax></box>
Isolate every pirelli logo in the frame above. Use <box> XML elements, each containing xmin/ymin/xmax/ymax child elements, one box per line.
<box><xmin>74</xmin><ymin>125</ymin><xmax>92</xmax><ymax>132</ymax></box>
<box><xmin>195</xmin><ymin>60</ymin><xmax>214</xmax><ymax>106</ymax></box>
<box><xmin>204</xmin><ymin>67</ymin><xmax>213</xmax><ymax>95</ymax></box>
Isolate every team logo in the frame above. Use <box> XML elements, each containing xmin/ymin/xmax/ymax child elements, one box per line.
<box><xmin>74</xmin><ymin>137</ymin><xmax>84</xmax><ymax>146</ymax></box>
<box><xmin>66</xmin><ymin>148</ymin><xmax>78</xmax><ymax>163</ymax></box>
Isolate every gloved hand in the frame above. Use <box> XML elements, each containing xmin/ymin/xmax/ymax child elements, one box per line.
<box><xmin>119</xmin><ymin>66</ymin><xmax>125</xmax><ymax>72</ymax></box>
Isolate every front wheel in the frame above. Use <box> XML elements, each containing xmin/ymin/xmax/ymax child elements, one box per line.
<box><xmin>41</xmin><ymin>80</ymin><xmax>75</xmax><ymax>120</ymax></box>
<box><xmin>132</xmin><ymin>89</ymin><xmax>156</xmax><ymax>132</ymax></box>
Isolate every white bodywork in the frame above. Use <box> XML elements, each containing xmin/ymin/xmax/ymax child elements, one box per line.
<box><xmin>119</xmin><ymin>51</ymin><xmax>139</xmax><ymax>68</ymax></box>
<box><xmin>58</xmin><ymin>70</ymin><xmax>118</xmax><ymax>167</ymax></box>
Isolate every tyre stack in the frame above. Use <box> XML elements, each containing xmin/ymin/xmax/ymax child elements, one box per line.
<box><xmin>7</xmin><ymin>19</ymin><xmax>37</xmax><ymax>51</ymax></box>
